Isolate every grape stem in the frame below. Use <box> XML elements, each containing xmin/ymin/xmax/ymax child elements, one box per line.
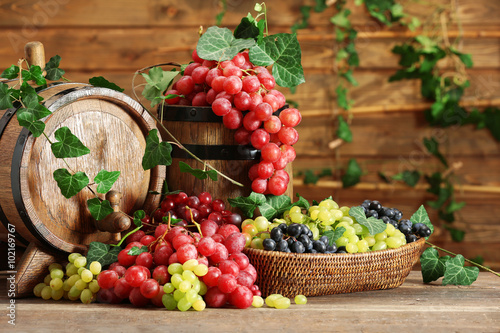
<box><xmin>425</xmin><ymin>241</ymin><xmax>500</xmax><ymax>278</ymax></box>
<box><xmin>112</xmin><ymin>225</ymin><xmax>142</xmax><ymax>247</ymax></box>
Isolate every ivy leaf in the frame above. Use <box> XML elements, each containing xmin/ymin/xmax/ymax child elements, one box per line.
<box><xmin>86</xmin><ymin>242</ymin><xmax>122</xmax><ymax>268</ymax></box>
<box><xmin>44</xmin><ymin>55</ymin><xmax>65</xmax><ymax>81</ymax></box>
<box><xmin>336</xmin><ymin>115</ymin><xmax>352</xmax><ymax>142</ymax></box>
<box><xmin>178</xmin><ymin>161</ymin><xmax>218</xmax><ymax>181</ymax></box>
<box><xmin>330</xmin><ymin>9</ymin><xmax>351</xmax><ymax>28</ymax></box>
<box><xmin>142</xmin><ymin>129</ymin><xmax>172</xmax><ymax>170</ymax></box>
<box><xmin>439</xmin><ymin>210</ymin><xmax>455</xmax><ymax>223</ymax></box>
<box><xmin>1</xmin><ymin>65</ymin><xmax>19</xmax><ymax>79</ymax></box>
<box><xmin>22</xmin><ymin>65</ymin><xmax>46</xmax><ymax>86</ymax></box>
<box><xmin>234</xmin><ymin>15</ymin><xmax>261</xmax><ymax>40</ymax></box>
<box><xmin>427</xmin><ymin>185</ymin><xmax>452</xmax><ymax>210</ymax></box>
<box><xmin>291</xmin><ymin>193</ymin><xmax>310</xmax><ymax>210</ymax></box>
<box><xmin>87</xmin><ymin>198</ymin><xmax>114</xmax><ymax>221</ymax></box>
<box><xmin>16</xmin><ymin>92</ymin><xmax>51</xmax><ymax>137</ymax></box>
<box><xmin>141</xmin><ymin>67</ymin><xmax>179</xmax><ymax>107</ymax></box>
<box><xmin>442</xmin><ymin>255</ymin><xmax>479</xmax><ymax>286</ymax></box>
<box><xmin>94</xmin><ymin>170</ymin><xmax>121</xmax><ymax>194</ymax></box>
<box><xmin>450</xmin><ymin>49</ymin><xmax>473</xmax><ymax>68</ymax></box>
<box><xmin>349</xmin><ymin>206</ymin><xmax>386</xmax><ymax>235</ymax></box>
<box><xmin>53</xmin><ymin>168</ymin><xmax>89</xmax><ymax>199</ymax></box>
<box><xmin>249</xmin><ymin>33</ymin><xmax>305</xmax><ymax>88</ymax></box>
<box><xmin>446</xmin><ymin>200</ymin><xmax>466</xmax><ymax>214</ymax></box>
<box><xmin>423</xmin><ymin>137</ymin><xmax>448</xmax><ymax>167</ymax></box>
<box><xmin>425</xmin><ymin>172</ymin><xmax>442</xmax><ymax>195</ymax></box>
<box><xmin>341</xmin><ymin>69</ymin><xmax>358</xmax><ymax>86</ymax></box>
<box><xmin>197</xmin><ymin>26</ymin><xmax>256</xmax><ymax>61</ymax></box>
<box><xmin>342</xmin><ymin>159</ymin><xmax>362</xmax><ymax>188</ymax></box>
<box><xmin>0</xmin><ymin>82</ymin><xmax>14</xmax><ymax>109</ymax></box>
<box><xmin>410</xmin><ymin>205</ymin><xmax>434</xmax><ymax>238</ymax></box>
<box><xmin>420</xmin><ymin>247</ymin><xmax>450</xmax><ymax>283</ymax></box>
<box><xmin>51</xmin><ymin>127</ymin><xmax>90</xmax><ymax>158</ymax></box>
<box><xmin>443</xmin><ymin>225</ymin><xmax>466</xmax><ymax>242</ymax></box>
<box><xmin>89</xmin><ymin>76</ymin><xmax>124</xmax><ymax>92</ymax></box>
<box><xmin>133</xmin><ymin>210</ymin><xmax>145</xmax><ymax>228</ymax></box>
<box><xmin>20</xmin><ymin>81</ymin><xmax>43</xmax><ymax>102</ymax></box>
<box><xmin>392</xmin><ymin>170</ymin><xmax>420</xmax><ymax>187</ymax></box>
<box><xmin>303</xmin><ymin>169</ymin><xmax>319</xmax><ymax>185</ymax></box>
<box><xmin>228</xmin><ymin>192</ymin><xmax>266</xmax><ymax>218</ymax></box>
<box><xmin>16</xmin><ymin>111</ymin><xmax>46</xmax><ymax>137</ymax></box>
<box><xmin>128</xmin><ymin>245</ymin><xmax>148</xmax><ymax>256</ymax></box>
<box><xmin>484</xmin><ymin>107</ymin><xmax>500</xmax><ymax>141</ymax></box>
<box><xmin>378</xmin><ymin>171</ymin><xmax>391</xmax><ymax>183</ymax></box>
<box><xmin>336</xmin><ymin>85</ymin><xmax>351</xmax><ymax>110</ymax></box>
<box><xmin>259</xmin><ymin>195</ymin><xmax>293</xmax><ymax>221</ymax></box>
<box><xmin>323</xmin><ymin>226</ymin><xmax>346</xmax><ymax>247</ymax></box>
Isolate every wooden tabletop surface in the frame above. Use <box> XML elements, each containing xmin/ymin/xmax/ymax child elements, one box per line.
<box><xmin>1</xmin><ymin>271</ymin><xmax>499</xmax><ymax>333</ymax></box>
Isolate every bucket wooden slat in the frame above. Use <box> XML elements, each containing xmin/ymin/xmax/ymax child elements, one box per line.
<box><xmin>0</xmin><ymin>83</ymin><xmax>165</xmax><ymax>253</ymax></box>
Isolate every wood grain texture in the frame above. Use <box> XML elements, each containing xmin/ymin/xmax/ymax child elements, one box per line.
<box><xmin>1</xmin><ymin>271</ymin><xmax>499</xmax><ymax>333</ymax></box>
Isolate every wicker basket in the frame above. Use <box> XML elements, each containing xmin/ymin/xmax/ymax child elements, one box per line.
<box><xmin>243</xmin><ymin>237</ymin><xmax>426</xmax><ymax>298</ymax></box>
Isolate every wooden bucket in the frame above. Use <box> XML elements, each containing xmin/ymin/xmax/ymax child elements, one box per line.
<box><xmin>0</xmin><ymin>83</ymin><xmax>165</xmax><ymax>253</ymax></box>
<box><xmin>159</xmin><ymin>105</ymin><xmax>293</xmax><ymax>202</ymax></box>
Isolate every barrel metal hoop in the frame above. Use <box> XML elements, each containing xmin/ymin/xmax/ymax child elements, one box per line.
<box><xmin>11</xmin><ymin>127</ymin><xmax>64</xmax><ymax>253</ymax></box>
<box><xmin>159</xmin><ymin>104</ymin><xmax>289</xmax><ymax>122</ymax></box>
<box><xmin>0</xmin><ymin>104</ymin><xmax>30</xmax><ymax>246</ymax></box>
<box><xmin>171</xmin><ymin>144</ymin><xmax>260</xmax><ymax>160</ymax></box>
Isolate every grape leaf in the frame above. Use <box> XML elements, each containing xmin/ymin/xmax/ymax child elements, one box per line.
<box><xmin>142</xmin><ymin>129</ymin><xmax>172</xmax><ymax>170</ymax></box>
<box><xmin>303</xmin><ymin>169</ymin><xmax>319</xmax><ymax>185</ymax></box>
<box><xmin>133</xmin><ymin>210</ymin><xmax>145</xmax><ymax>227</ymax></box>
<box><xmin>1</xmin><ymin>65</ymin><xmax>19</xmax><ymax>79</ymax></box>
<box><xmin>22</xmin><ymin>65</ymin><xmax>46</xmax><ymax>86</ymax></box>
<box><xmin>420</xmin><ymin>247</ymin><xmax>450</xmax><ymax>283</ymax></box>
<box><xmin>87</xmin><ymin>198</ymin><xmax>114</xmax><ymax>221</ymax></box>
<box><xmin>484</xmin><ymin>107</ymin><xmax>500</xmax><ymax>142</ymax></box>
<box><xmin>50</xmin><ymin>127</ymin><xmax>91</xmax><ymax>158</ymax></box>
<box><xmin>323</xmin><ymin>226</ymin><xmax>346</xmax><ymax>247</ymax></box>
<box><xmin>349</xmin><ymin>206</ymin><xmax>386</xmax><ymax>235</ymax></box>
<box><xmin>53</xmin><ymin>168</ymin><xmax>89</xmax><ymax>198</ymax></box>
<box><xmin>228</xmin><ymin>191</ymin><xmax>266</xmax><ymax>218</ymax></box>
<box><xmin>341</xmin><ymin>69</ymin><xmax>358</xmax><ymax>86</ymax></box>
<box><xmin>442</xmin><ymin>255</ymin><xmax>479</xmax><ymax>286</ymax></box>
<box><xmin>336</xmin><ymin>85</ymin><xmax>351</xmax><ymax>110</ymax></box>
<box><xmin>86</xmin><ymin>241</ymin><xmax>122</xmax><ymax>268</ymax></box>
<box><xmin>20</xmin><ymin>81</ymin><xmax>43</xmax><ymax>102</ymax></box>
<box><xmin>128</xmin><ymin>245</ymin><xmax>148</xmax><ymax>256</ymax></box>
<box><xmin>178</xmin><ymin>161</ymin><xmax>218</xmax><ymax>181</ymax></box>
<box><xmin>427</xmin><ymin>185</ymin><xmax>452</xmax><ymax>210</ymax></box>
<box><xmin>443</xmin><ymin>225</ymin><xmax>465</xmax><ymax>242</ymax></box>
<box><xmin>292</xmin><ymin>193</ymin><xmax>310</xmax><ymax>210</ymax></box>
<box><xmin>44</xmin><ymin>55</ymin><xmax>65</xmax><ymax>81</ymax></box>
<box><xmin>446</xmin><ymin>200</ymin><xmax>466</xmax><ymax>214</ymax></box>
<box><xmin>336</xmin><ymin>115</ymin><xmax>352</xmax><ymax>142</ymax></box>
<box><xmin>423</xmin><ymin>137</ymin><xmax>448</xmax><ymax>167</ymax></box>
<box><xmin>259</xmin><ymin>195</ymin><xmax>292</xmax><ymax>221</ymax></box>
<box><xmin>94</xmin><ymin>170</ymin><xmax>121</xmax><ymax>194</ymax></box>
<box><xmin>16</xmin><ymin>92</ymin><xmax>51</xmax><ymax>137</ymax></box>
<box><xmin>330</xmin><ymin>9</ymin><xmax>351</xmax><ymax>28</ymax></box>
<box><xmin>141</xmin><ymin>67</ymin><xmax>179</xmax><ymax>106</ymax></box>
<box><xmin>392</xmin><ymin>170</ymin><xmax>420</xmax><ymax>187</ymax></box>
<box><xmin>89</xmin><ymin>76</ymin><xmax>124</xmax><ymax>92</ymax></box>
<box><xmin>410</xmin><ymin>205</ymin><xmax>434</xmax><ymax>238</ymax></box>
<box><xmin>0</xmin><ymin>82</ymin><xmax>14</xmax><ymax>109</ymax></box>
<box><xmin>197</xmin><ymin>26</ymin><xmax>256</xmax><ymax>61</ymax></box>
<box><xmin>341</xmin><ymin>158</ymin><xmax>362</xmax><ymax>187</ymax></box>
<box><xmin>234</xmin><ymin>15</ymin><xmax>261</xmax><ymax>40</ymax></box>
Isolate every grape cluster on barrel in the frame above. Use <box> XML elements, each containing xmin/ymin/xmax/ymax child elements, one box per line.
<box><xmin>166</xmin><ymin>49</ymin><xmax>301</xmax><ymax>196</ymax></box>
<box><xmin>360</xmin><ymin>200</ymin><xmax>431</xmax><ymax>243</ymax></box>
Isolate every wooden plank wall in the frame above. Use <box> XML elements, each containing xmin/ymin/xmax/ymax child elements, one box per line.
<box><xmin>1</xmin><ymin>0</ymin><xmax>499</xmax><ymax>269</ymax></box>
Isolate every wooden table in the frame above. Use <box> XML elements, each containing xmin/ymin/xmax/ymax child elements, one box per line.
<box><xmin>1</xmin><ymin>271</ymin><xmax>499</xmax><ymax>333</ymax></box>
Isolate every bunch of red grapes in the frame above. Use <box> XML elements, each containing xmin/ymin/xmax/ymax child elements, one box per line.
<box><xmin>166</xmin><ymin>49</ymin><xmax>301</xmax><ymax>196</ymax></box>
<box><xmin>96</xmin><ymin>192</ymin><xmax>260</xmax><ymax>310</ymax></box>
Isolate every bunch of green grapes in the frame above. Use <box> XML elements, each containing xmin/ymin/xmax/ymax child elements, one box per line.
<box><xmin>162</xmin><ymin>259</ymin><xmax>208</xmax><ymax>311</ymax></box>
<box><xmin>33</xmin><ymin>253</ymin><xmax>101</xmax><ymax>303</ymax></box>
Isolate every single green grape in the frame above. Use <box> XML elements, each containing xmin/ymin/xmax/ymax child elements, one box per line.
<box><xmin>374</xmin><ymin>231</ymin><xmax>387</xmax><ymax>242</ymax></box>
<box><xmin>163</xmin><ymin>283</ymin><xmax>175</xmax><ymax>294</ymax></box>
<box><xmin>80</xmin><ymin>288</ymin><xmax>93</xmax><ymax>304</ymax></box>
<box><xmin>185</xmin><ymin>289</ymin><xmax>199</xmax><ymax>304</ymax></box>
<box><xmin>77</xmin><ymin>267</ymin><xmax>86</xmax><ymax>276</ymax></box>
<box><xmin>41</xmin><ymin>286</ymin><xmax>52</xmax><ymax>300</ymax></box>
<box><xmin>50</xmin><ymin>269</ymin><xmax>64</xmax><ymax>280</ymax></box>
<box><xmin>251</xmin><ymin>238</ymin><xmax>264</xmax><ymax>250</ymax></box>
<box><xmin>308</xmin><ymin>205</ymin><xmax>319</xmax><ymax>214</ymax></box>
<box><xmin>51</xmin><ymin>288</ymin><xmax>64</xmax><ymax>301</ymax></box>
<box><xmin>193</xmin><ymin>264</ymin><xmax>208</xmax><ymax>277</ymax></box>
<box><xmin>364</xmin><ymin>236</ymin><xmax>376</xmax><ymax>247</ymax></box>
<box><xmin>274</xmin><ymin>297</ymin><xmax>291</xmax><ymax>309</ymax></box>
<box><xmin>352</xmin><ymin>223</ymin><xmax>364</xmax><ymax>235</ymax></box>
<box><xmin>294</xmin><ymin>295</ymin><xmax>307</xmax><ymax>305</ymax></box>
<box><xmin>168</xmin><ymin>263</ymin><xmax>184</xmax><ymax>275</ymax></box>
<box><xmin>340</xmin><ymin>206</ymin><xmax>350</xmax><ymax>216</ymax></box>
<box><xmin>290</xmin><ymin>212</ymin><xmax>305</xmax><ymax>223</ymax></box>
<box><xmin>336</xmin><ymin>237</ymin><xmax>349</xmax><ymax>247</ymax></box>
<box><xmin>241</xmin><ymin>219</ymin><xmax>255</xmax><ymax>229</ymax></box>
<box><xmin>330</xmin><ymin>209</ymin><xmax>343</xmax><ymax>220</ymax></box>
<box><xmin>89</xmin><ymin>261</ymin><xmax>102</xmax><ymax>275</ymax></box>
<box><xmin>385</xmin><ymin>223</ymin><xmax>396</xmax><ymax>236</ymax></box>
<box><xmin>88</xmin><ymin>279</ymin><xmax>100</xmax><ymax>294</ymax></box>
<box><xmin>252</xmin><ymin>296</ymin><xmax>264</xmax><ymax>307</ymax></box>
<box><xmin>33</xmin><ymin>283</ymin><xmax>46</xmax><ymax>297</ymax></box>
<box><xmin>348</xmin><ymin>235</ymin><xmax>359</xmax><ymax>244</ymax></box>
<box><xmin>357</xmin><ymin>239</ymin><xmax>369</xmax><ymax>253</ymax></box>
<box><xmin>162</xmin><ymin>293</ymin><xmax>177</xmax><ymax>310</ymax></box>
<box><xmin>173</xmin><ymin>289</ymin><xmax>185</xmax><ymax>302</ymax></box>
<box><xmin>265</xmin><ymin>294</ymin><xmax>282</xmax><ymax>307</ymax></box>
<box><xmin>289</xmin><ymin>206</ymin><xmax>302</xmax><ymax>214</ymax></box>
<box><xmin>68</xmin><ymin>285</ymin><xmax>81</xmax><ymax>298</ymax></box>
<box><xmin>182</xmin><ymin>270</ymin><xmax>197</xmax><ymax>283</ymax></box>
<box><xmin>192</xmin><ymin>299</ymin><xmax>206</xmax><ymax>311</ymax></box>
<box><xmin>310</xmin><ymin>209</ymin><xmax>320</xmax><ymax>220</ymax></box>
<box><xmin>68</xmin><ymin>252</ymin><xmax>82</xmax><ymax>264</ymax></box>
<box><xmin>254</xmin><ymin>216</ymin><xmax>270</xmax><ymax>231</ymax></box>
<box><xmin>50</xmin><ymin>278</ymin><xmax>63</xmax><ymax>291</ymax></box>
<box><xmin>74</xmin><ymin>279</ymin><xmax>88</xmax><ymax>291</ymax></box>
<box><xmin>260</xmin><ymin>232</ymin><xmax>270</xmax><ymax>240</ymax></box>
<box><xmin>343</xmin><ymin>226</ymin><xmax>356</xmax><ymax>237</ymax></box>
<box><xmin>48</xmin><ymin>263</ymin><xmax>63</xmax><ymax>272</ymax></box>
<box><xmin>177</xmin><ymin>297</ymin><xmax>192</xmax><ymax>312</ymax></box>
<box><xmin>386</xmin><ymin>237</ymin><xmax>403</xmax><ymax>249</ymax></box>
<box><xmin>198</xmin><ymin>281</ymin><xmax>208</xmax><ymax>296</ymax></box>
<box><xmin>65</xmin><ymin>263</ymin><xmax>78</xmax><ymax>277</ymax></box>
<box><xmin>191</xmin><ymin>279</ymin><xmax>201</xmax><ymax>293</ymax></box>
<box><xmin>346</xmin><ymin>243</ymin><xmax>358</xmax><ymax>253</ymax></box>
<box><xmin>80</xmin><ymin>269</ymin><xmax>93</xmax><ymax>283</ymax></box>
<box><xmin>182</xmin><ymin>259</ymin><xmax>198</xmax><ymax>271</ymax></box>
<box><xmin>171</xmin><ymin>274</ymin><xmax>183</xmax><ymax>289</ymax></box>
<box><xmin>73</xmin><ymin>256</ymin><xmax>87</xmax><ymax>268</ymax></box>
<box><xmin>66</xmin><ymin>274</ymin><xmax>80</xmax><ymax>287</ymax></box>
<box><xmin>317</xmin><ymin>210</ymin><xmax>332</xmax><ymax>222</ymax></box>
<box><xmin>340</xmin><ymin>216</ymin><xmax>354</xmax><ymax>225</ymax></box>
<box><xmin>372</xmin><ymin>241</ymin><xmax>387</xmax><ymax>251</ymax></box>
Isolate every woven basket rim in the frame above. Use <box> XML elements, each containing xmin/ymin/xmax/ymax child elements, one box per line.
<box><xmin>242</xmin><ymin>236</ymin><xmax>425</xmax><ymax>258</ymax></box>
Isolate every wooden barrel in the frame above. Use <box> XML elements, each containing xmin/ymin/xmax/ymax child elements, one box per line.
<box><xmin>159</xmin><ymin>105</ymin><xmax>293</xmax><ymax>202</ymax></box>
<box><xmin>0</xmin><ymin>83</ymin><xmax>165</xmax><ymax>253</ymax></box>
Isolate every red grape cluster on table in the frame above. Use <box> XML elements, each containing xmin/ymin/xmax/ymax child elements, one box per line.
<box><xmin>165</xmin><ymin>49</ymin><xmax>301</xmax><ymax>195</ymax></box>
<box><xmin>96</xmin><ymin>192</ymin><xmax>260</xmax><ymax>310</ymax></box>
